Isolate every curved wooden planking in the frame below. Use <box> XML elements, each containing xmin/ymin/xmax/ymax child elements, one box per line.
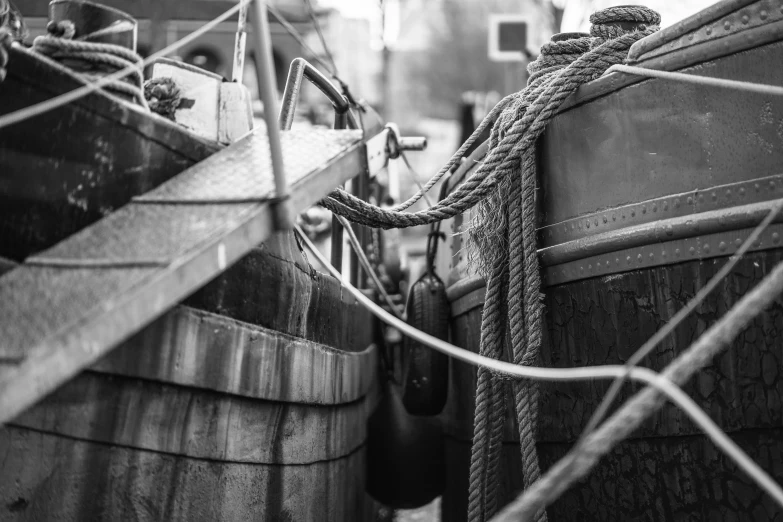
<box><xmin>0</xmin><ymin>46</ymin><xmax>220</xmax><ymax>260</ymax></box>
<box><xmin>92</xmin><ymin>306</ymin><xmax>378</xmax><ymax>405</ymax></box>
<box><xmin>9</xmin><ymin>370</ymin><xmax>369</xmax><ymax>464</ymax></box>
<box><xmin>0</xmin><ymin>426</ymin><xmax>376</xmax><ymax>522</ymax></box>
<box><xmin>187</xmin><ymin>232</ymin><xmax>375</xmax><ymax>353</ymax></box>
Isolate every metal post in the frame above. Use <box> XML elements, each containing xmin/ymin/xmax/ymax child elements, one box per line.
<box><xmin>249</xmin><ymin>0</ymin><xmax>291</xmax><ymax>229</ymax></box>
<box><xmin>231</xmin><ymin>1</ymin><xmax>249</xmax><ymax>82</ymax></box>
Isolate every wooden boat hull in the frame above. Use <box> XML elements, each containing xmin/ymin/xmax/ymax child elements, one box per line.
<box><xmin>0</xmin><ymin>238</ymin><xmax>379</xmax><ymax>520</ymax></box>
<box><xmin>0</xmin><ymin>45</ymin><xmax>221</xmax><ymax>261</ymax></box>
<box><xmin>443</xmin><ymin>3</ymin><xmax>783</xmax><ymax>519</ymax></box>
<box><xmin>0</xmin><ymin>47</ymin><xmax>379</xmax><ymax>518</ymax></box>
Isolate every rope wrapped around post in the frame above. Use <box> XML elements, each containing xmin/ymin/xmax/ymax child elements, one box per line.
<box><xmin>32</xmin><ymin>20</ymin><xmax>148</xmax><ymax>108</ymax></box>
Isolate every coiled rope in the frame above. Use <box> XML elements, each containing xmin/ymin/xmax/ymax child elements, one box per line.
<box><xmin>468</xmin><ymin>31</ymin><xmax>592</xmax><ymax>522</ymax></box>
<box><xmin>470</xmin><ymin>8</ymin><xmax>659</xmax><ymax>522</ymax></box>
<box><xmin>32</xmin><ymin>20</ymin><xmax>148</xmax><ymax>109</ymax></box>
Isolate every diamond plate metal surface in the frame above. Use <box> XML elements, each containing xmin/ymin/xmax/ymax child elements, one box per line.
<box><xmin>0</xmin><ymin>127</ymin><xmax>374</xmax><ymax>425</ymax></box>
<box><xmin>135</xmin><ymin>128</ymin><xmax>362</xmax><ymax>202</ymax></box>
<box><xmin>34</xmin><ymin>204</ymin><xmax>256</xmax><ymax>262</ymax></box>
<box><xmin>0</xmin><ymin>267</ymin><xmax>156</xmax><ymax>360</ymax></box>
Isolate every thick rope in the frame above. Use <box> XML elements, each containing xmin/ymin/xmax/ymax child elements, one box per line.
<box><xmin>144</xmin><ymin>77</ymin><xmax>183</xmax><ymax>120</ymax></box>
<box><xmin>320</xmin><ymin>32</ymin><xmax>657</xmax><ymax>231</ymax></box>
<box><xmin>491</xmin><ymin>252</ymin><xmax>783</xmax><ymax>521</ymax></box>
<box><xmin>466</xmin><ymin>15</ymin><xmax>659</xmax><ymax>520</ymax></box>
<box><xmin>320</xmin><ymin>9</ymin><xmax>660</xmax><ymax>521</ymax></box>
<box><xmin>468</xmin><ymin>258</ymin><xmax>509</xmax><ymax>522</ymax></box>
<box><xmin>32</xmin><ymin>21</ymin><xmax>148</xmax><ymax>109</ymax></box>
<box><xmin>295</xmin><ymin>222</ymin><xmax>783</xmax><ymax>512</ymax></box>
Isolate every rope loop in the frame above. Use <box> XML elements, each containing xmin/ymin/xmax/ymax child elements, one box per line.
<box><xmin>589</xmin><ymin>5</ymin><xmax>661</xmax><ymax>25</ymax></box>
<box><xmin>32</xmin><ymin>19</ymin><xmax>148</xmax><ymax>109</ymax></box>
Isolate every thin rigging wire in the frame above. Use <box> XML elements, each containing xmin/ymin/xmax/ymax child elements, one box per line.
<box><xmin>302</xmin><ymin>0</ymin><xmax>339</xmax><ymax>77</ymax></box>
<box><xmin>606</xmin><ymin>64</ymin><xmax>783</xmax><ymax>96</ymax></box>
<box><xmin>266</xmin><ymin>3</ymin><xmax>336</xmax><ymax>76</ymax></box>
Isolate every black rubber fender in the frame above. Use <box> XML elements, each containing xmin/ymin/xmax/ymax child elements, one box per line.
<box><xmin>401</xmin><ymin>271</ymin><xmax>450</xmax><ymax>416</ymax></box>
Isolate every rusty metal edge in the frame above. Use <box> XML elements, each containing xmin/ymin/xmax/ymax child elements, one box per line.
<box><xmin>540</xmin><ymin>198</ymin><xmax>783</xmax><ymax>267</ymax></box>
<box><xmin>540</xmin><ymin>174</ymin><xmax>783</xmax><ymax>247</ymax></box>
<box><xmin>555</xmin><ymin>18</ymin><xmax>783</xmax><ymax>115</ymax></box>
<box><xmin>628</xmin><ymin>0</ymin><xmax>760</xmax><ymax>59</ymax></box>
<box><xmin>0</xmin><ymin>133</ymin><xmax>372</xmax><ymax>426</ymax></box>
<box><xmin>545</xmin><ymin>222</ymin><xmax>783</xmax><ymax>286</ymax></box>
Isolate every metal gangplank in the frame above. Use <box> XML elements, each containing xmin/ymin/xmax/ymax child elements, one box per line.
<box><xmin>0</xmin><ymin>126</ymin><xmax>391</xmax><ymax>425</ymax></box>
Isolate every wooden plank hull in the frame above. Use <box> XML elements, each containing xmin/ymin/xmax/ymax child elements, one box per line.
<box><xmin>0</xmin><ymin>55</ymin><xmax>378</xmax><ymax>518</ymax></box>
<box><xmin>0</xmin><ymin>46</ymin><xmax>221</xmax><ymax>261</ymax></box>
<box><xmin>1</xmin><ymin>299</ymin><xmax>378</xmax><ymax>521</ymax></box>
<box><xmin>0</xmin><ymin>426</ymin><xmax>373</xmax><ymax>522</ymax></box>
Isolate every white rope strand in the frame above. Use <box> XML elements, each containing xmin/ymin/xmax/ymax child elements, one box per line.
<box><xmin>293</xmin><ymin>223</ymin><xmax>783</xmax><ymax>510</ymax></box>
<box><xmin>606</xmin><ymin>63</ymin><xmax>783</xmax><ymax>96</ymax></box>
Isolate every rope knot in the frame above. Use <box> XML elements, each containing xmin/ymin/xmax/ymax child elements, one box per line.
<box><xmin>144</xmin><ymin>77</ymin><xmax>183</xmax><ymax>120</ymax></box>
<box><xmin>589</xmin><ymin>5</ymin><xmax>660</xmax><ymax>48</ymax></box>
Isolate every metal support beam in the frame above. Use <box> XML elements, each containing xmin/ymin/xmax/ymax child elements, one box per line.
<box><xmin>250</xmin><ymin>0</ymin><xmax>291</xmax><ymax>229</ymax></box>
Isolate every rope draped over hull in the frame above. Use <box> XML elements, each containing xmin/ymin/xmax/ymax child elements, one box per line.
<box><xmin>322</xmin><ymin>5</ymin><xmax>661</xmax><ymax>521</ymax></box>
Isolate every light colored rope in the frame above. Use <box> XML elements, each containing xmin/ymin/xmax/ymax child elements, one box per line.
<box><xmin>293</xmin><ymin>223</ymin><xmax>783</xmax><ymax>511</ymax></box>
<box><xmin>467</xmin><ymin>10</ymin><xmax>659</xmax><ymax>520</ymax></box>
<box><xmin>33</xmin><ymin>29</ymin><xmax>148</xmax><ymax>109</ymax></box>
<box><xmin>335</xmin><ymin>214</ymin><xmax>404</xmax><ymax>319</ymax></box>
<box><xmin>606</xmin><ymin>63</ymin><xmax>783</xmax><ymax>96</ymax></box>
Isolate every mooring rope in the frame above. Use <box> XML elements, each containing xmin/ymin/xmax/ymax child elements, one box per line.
<box><xmin>32</xmin><ymin>21</ymin><xmax>148</xmax><ymax>109</ymax></box>
<box><xmin>466</xmin><ymin>8</ymin><xmax>660</xmax><ymax>521</ymax></box>
<box><xmin>293</xmin><ymin>223</ymin><xmax>783</xmax><ymax>512</ymax></box>
<box><xmin>468</xmin><ymin>30</ymin><xmax>593</xmax><ymax>522</ymax></box>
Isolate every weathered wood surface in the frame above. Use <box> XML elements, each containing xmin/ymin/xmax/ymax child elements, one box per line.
<box><xmin>95</xmin><ymin>306</ymin><xmax>377</xmax><ymax>405</ymax></box>
<box><xmin>539</xmin><ymin>429</ymin><xmax>783</xmax><ymax>522</ymax></box>
<box><xmin>0</xmin><ymin>426</ymin><xmax>375</xmax><ymax>521</ymax></box>
<box><xmin>187</xmin><ymin>232</ymin><xmax>375</xmax><ymax>353</ymax></box>
<box><xmin>442</xmin><ymin>250</ymin><xmax>783</xmax><ymax>521</ymax></box>
<box><xmin>0</xmin><ymin>236</ymin><xmax>380</xmax><ymax>519</ymax></box>
<box><xmin>0</xmin><ymin>46</ymin><xmax>220</xmax><ymax>261</ymax></box>
<box><xmin>8</xmin><ymin>370</ymin><xmax>369</xmax><ymax>464</ymax></box>
<box><xmin>541</xmin><ymin>250</ymin><xmax>783</xmax><ymax>443</ymax></box>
